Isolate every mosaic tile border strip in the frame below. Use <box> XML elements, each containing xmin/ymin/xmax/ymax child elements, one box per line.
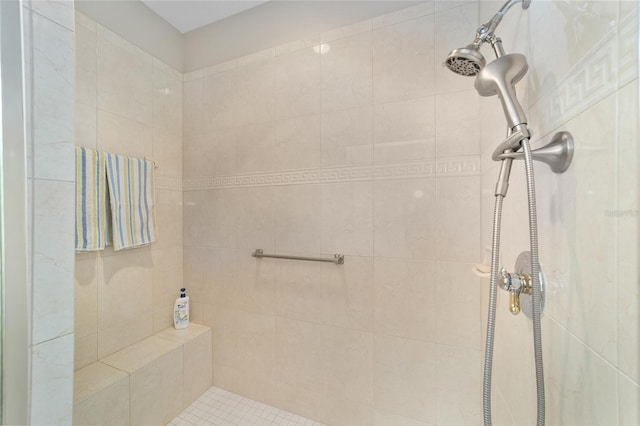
<box><xmin>156</xmin><ymin>174</ymin><xmax>183</xmax><ymax>191</ymax></box>
<box><xmin>181</xmin><ymin>156</ymin><xmax>481</xmax><ymax>191</ymax></box>
<box><xmin>533</xmin><ymin>19</ymin><xmax>634</xmax><ymax>138</ymax></box>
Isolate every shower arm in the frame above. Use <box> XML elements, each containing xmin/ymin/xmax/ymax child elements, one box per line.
<box><xmin>476</xmin><ymin>0</ymin><xmax>531</xmax><ymax>43</ymax></box>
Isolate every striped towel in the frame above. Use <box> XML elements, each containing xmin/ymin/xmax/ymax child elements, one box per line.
<box><xmin>75</xmin><ymin>147</ymin><xmax>108</xmax><ymax>251</ymax></box>
<box><xmin>105</xmin><ymin>153</ymin><xmax>157</xmax><ymax>251</ymax></box>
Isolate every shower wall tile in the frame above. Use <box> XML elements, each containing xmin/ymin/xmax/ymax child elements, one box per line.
<box><xmin>74</xmin><ymin>333</ymin><xmax>98</xmax><ymax>371</ymax></box>
<box><xmin>97</xmin><ymin>311</ymin><xmax>154</xmax><ymax>359</ymax></box>
<box><xmin>208</xmin><ymin>307</ymin><xmax>239</xmax><ymax>368</ymax></box>
<box><xmin>275</xmin><ymin>46</ymin><xmax>320</xmax><ymax>120</ymax></box>
<box><xmin>183</xmin><ymin>77</ymin><xmax>204</xmax><ymax>136</ymax></box>
<box><xmin>321</xmin><ymin>106</ymin><xmax>373</xmax><ymax>167</ymax></box>
<box><xmin>275</xmin><ymin>381</ymin><xmax>322</xmax><ymax>422</ymax></box>
<box><xmin>373</xmin><ymin>178</ymin><xmax>436</xmax><ymax>260</ymax></box>
<box><xmin>155</xmin><ymin>189</ymin><xmax>184</xmax><ymax>250</ymax></box>
<box><xmin>75</xmin><ymin>101</ymin><xmax>97</xmax><ymax>149</ymax></box>
<box><xmin>202</xmin><ymin>67</ymin><xmax>237</xmax><ymax>131</ymax></box>
<box><xmin>275</xmin><ymin>114</ymin><xmax>321</xmax><ymax>171</ymax></box>
<box><xmin>373</xmin><ymin>14</ymin><xmax>435</xmax><ymax>104</ymax></box>
<box><xmin>275</xmin><ymin>185</ymin><xmax>323</xmax><ymax>253</ymax></box>
<box><xmin>435</xmin><ymin>176</ymin><xmax>481</xmax><ymax>263</ymax></box>
<box><xmin>235</xmin><ymin>186</ymin><xmax>276</xmax><ymax>250</ymax></box>
<box><xmin>543</xmin><ymin>318</ymin><xmax>619</xmax><ymax>426</ymax></box>
<box><xmin>321</xmin><ymin>19</ymin><xmax>372</xmax><ymax>43</ymax></box>
<box><xmin>435</xmin><ymin>262</ymin><xmax>481</xmax><ymax>349</ymax></box>
<box><xmin>30</xmin><ymin>334</ymin><xmax>75</xmax><ymax>425</ymax></box>
<box><xmin>618</xmin><ymin>373</ymin><xmax>640</xmax><ymax>425</ymax></box>
<box><xmin>320</xmin><ymin>181</ymin><xmax>373</xmax><ymax>256</ymax></box>
<box><xmin>373</xmin><ymin>410</ymin><xmax>433</xmax><ymax>426</ymax></box>
<box><xmin>236</xmin><ymin>58</ymin><xmax>275</xmax><ymax>126</ymax></box>
<box><xmin>97</xmin><ymin>26</ymin><xmax>153</xmax><ymax>125</ymax></box>
<box><xmin>276</xmin><ymin>258</ymin><xmax>324</xmax><ymax>323</ymax></box>
<box><xmin>97</xmin><ymin>109</ymin><xmax>152</xmax><ymax>159</ymax></box>
<box><xmin>619</xmin><ymin>1</ymin><xmax>638</xmax><ymax>87</ymax></box>
<box><xmin>236</xmin><ymin>121</ymin><xmax>276</xmax><ymax>174</ymax></box>
<box><xmin>203</xmin><ymin>247</ymin><xmax>239</xmax><ymax>308</ymax></box>
<box><xmin>434</xmin><ymin>90</ymin><xmax>480</xmax><ymax>157</ymax></box>
<box><xmin>372</xmin><ymin>2</ymin><xmax>435</xmax><ymax>29</ymax></box>
<box><xmin>321</xmin><ymin>397</ymin><xmax>373</xmax><ymax>426</ymax></box>
<box><xmin>321</xmin><ymin>31</ymin><xmax>372</xmax><ymax>112</ymax></box>
<box><xmin>373</xmin><ymin>96</ymin><xmax>435</xmax><ymax>164</ymax></box>
<box><xmin>322</xmin><ymin>326</ymin><xmax>374</xmax><ymax>405</ymax></box>
<box><xmin>617</xmin><ymin>78</ymin><xmax>639</xmax><ymax>383</ymax></box>
<box><xmin>374</xmin><ymin>334</ymin><xmax>436</xmax><ymax>423</ymax></box>
<box><xmin>435</xmin><ymin>344</ymin><xmax>482</xmax><ymax>425</ymax></box>
<box><xmin>321</xmin><ymin>256</ymin><xmax>374</xmax><ymax>332</ymax></box>
<box><xmin>374</xmin><ymin>258</ymin><xmax>436</xmax><ymax>342</ymax></box>
<box><xmin>75</xmin><ymin>13</ymin><xmax>97</xmax><ymax>108</ymax></box>
<box><xmin>528</xmin><ymin>0</ymin><xmax>618</xmax><ymax>106</ymax></box>
<box><xmin>237</xmin><ymin>254</ymin><xmax>277</xmax><ymax>316</ymax></box>
<box><xmin>153</xmin><ymin>61</ymin><xmax>183</xmax><ymax>137</ymax></box>
<box><xmin>537</xmin><ymin>94</ymin><xmax>618</xmax><ymax>365</ymax></box>
<box><xmin>26</xmin><ymin>0</ymin><xmax>74</xmax><ymax>31</ymax></box>
<box><xmin>153</xmin><ymin>129</ymin><xmax>182</xmax><ymax>178</ymax></box>
<box><xmin>31</xmin><ymin>11</ymin><xmax>75</xmax><ymax>182</ymax></box>
<box><xmin>97</xmin><ymin>251</ymin><xmax>153</xmax><ymax>321</ymax></box>
<box><xmin>275</xmin><ymin>317</ymin><xmax>323</xmax><ymax>393</ymax></box>
<box><xmin>32</xmin><ymin>180</ymin><xmax>75</xmax><ymax>344</ymax></box>
<box><xmin>74</xmin><ymin>258</ymin><xmax>98</xmax><ymax>339</ymax></box>
<box><xmin>236</xmin><ymin>311</ymin><xmax>277</xmax><ymax>378</ymax></box>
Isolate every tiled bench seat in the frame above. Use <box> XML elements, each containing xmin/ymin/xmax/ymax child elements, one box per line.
<box><xmin>73</xmin><ymin>323</ymin><xmax>212</xmax><ymax>425</ymax></box>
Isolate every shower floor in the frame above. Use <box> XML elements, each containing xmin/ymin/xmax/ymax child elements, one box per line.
<box><xmin>170</xmin><ymin>386</ymin><xmax>326</xmax><ymax>426</ymax></box>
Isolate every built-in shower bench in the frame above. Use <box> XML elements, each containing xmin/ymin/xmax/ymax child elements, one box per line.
<box><xmin>73</xmin><ymin>323</ymin><xmax>212</xmax><ymax>425</ymax></box>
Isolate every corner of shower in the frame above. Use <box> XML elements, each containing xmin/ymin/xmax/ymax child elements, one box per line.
<box><xmin>444</xmin><ymin>0</ymin><xmax>575</xmax><ymax>425</ymax></box>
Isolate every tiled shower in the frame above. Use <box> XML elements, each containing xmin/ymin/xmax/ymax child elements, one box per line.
<box><xmin>12</xmin><ymin>0</ymin><xmax>639</xmax><ymax>424</ymax></box>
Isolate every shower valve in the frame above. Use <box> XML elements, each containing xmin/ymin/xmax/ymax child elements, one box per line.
<box><xmin>498</xmin><ymin>252</ymin><xmax>546</xmax><ymax>318</ymax></box>
<box><xmin>499</xmin><ymin>267</ymin><xmax>531</xmax><ymax>315</ymax></box>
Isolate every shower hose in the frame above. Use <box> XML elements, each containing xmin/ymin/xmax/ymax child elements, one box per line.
<box><xmin>483</xmin><ymin>138</ymin><xmax>545</xmax><ymax>426</ymax></box>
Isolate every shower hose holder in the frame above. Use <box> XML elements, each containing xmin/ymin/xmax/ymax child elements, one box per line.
<box><xmin>499</xmin><ymin>251</ymin><xmax>546</xmax><ymax>318</ymax></box>
<box><xmin>495</xmin><ymin>130</ymin><xmax>574</xmax><ymax>174</ymax></box>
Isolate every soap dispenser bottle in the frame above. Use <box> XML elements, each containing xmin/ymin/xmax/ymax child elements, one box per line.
<box><xmin>174</xmin><ymin>288</ymin><xmax>189</xmax><ymax>329</ymax></box>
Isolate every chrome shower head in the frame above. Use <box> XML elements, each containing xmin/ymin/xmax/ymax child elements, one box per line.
<box><xmin>445</xmin><ymin>43</ymin><xmax>486</xmax><ymax>76</ymax></box>
<box><xmin>475</xmin><ymin>53</ymin><xmax>528</xmax><ymax>129</ymax></box>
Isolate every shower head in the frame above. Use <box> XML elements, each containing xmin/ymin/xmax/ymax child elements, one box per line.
<box><xmin>444</xmin><ymin>43</ymin><xmax>486</xmax><ymax>76</ymax></box>
<box><xmin>475</xmin><ymin>53</ymin><xmax>528</xmax><ymax>129</ymax></box>
<box><xmin>444</xmin><ymin>0</ymin><xmax>530</xmax><ymax>76</ymax></box>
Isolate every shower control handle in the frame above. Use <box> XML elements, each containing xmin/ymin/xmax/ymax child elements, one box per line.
<box><xmin>509</xmin><ymin>290</ymin><xmax>521</xmax><ymax>315</ymax></box>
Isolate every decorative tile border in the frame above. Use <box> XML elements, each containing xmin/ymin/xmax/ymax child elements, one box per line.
<box><xmin>182</xmin><ymin>156</ymin><xmax>480</xmax><ymax>191</ymax></box>
<box><xmin>156</xmin><ymin>174</ymin><xmax>183</xmax><ymax>191</ymax></box>
<box><xmin>532</xmin><ymin>25</ymin><xmax>619</xmax><ymax>137</ymax></box>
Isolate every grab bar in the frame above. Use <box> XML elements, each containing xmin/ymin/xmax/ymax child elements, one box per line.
<box><xmin>251</xmin><ymin>249</ymin><xmax>345</xmax><ymax>265</ymax></box>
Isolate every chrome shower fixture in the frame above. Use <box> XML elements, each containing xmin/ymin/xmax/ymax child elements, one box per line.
<box><xmin>444</xmin><ymin>0</ymin><xmax>531</xmax><ymax>77</ymax></box>
<box><xmin>475</xmin><ymin>53</ymin><xmax>528</xmax><ymax>129</ymax></box>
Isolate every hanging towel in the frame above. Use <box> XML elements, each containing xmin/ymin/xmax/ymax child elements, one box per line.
<box><xmin>75</xmin><ymin>146</ymin><xmax>108</xmax><ymax>251</ymax></box>
<box><xmin>105</xmin><ymin>153</ymin><xmax>157</xmax><ymax>251</ymax></box>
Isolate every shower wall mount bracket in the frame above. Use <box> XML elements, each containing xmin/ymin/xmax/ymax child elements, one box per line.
<box><xmin>496</xmin><ymin>131</ymin><xmax>574</xmax><ymax>173</ymax></box>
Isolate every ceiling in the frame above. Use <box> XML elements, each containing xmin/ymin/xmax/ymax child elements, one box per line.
<box><xmin>141</xmin><ymin>0</ymin><xmax>270</xmax><ymax>33</ymax></box>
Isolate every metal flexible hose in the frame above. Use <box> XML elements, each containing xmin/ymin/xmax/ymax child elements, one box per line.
<box><xmin>522</xmin><ymin>139</ymin><xmax>545</xmax><ymax>426</ymax></box>
<box><xmin>483</xmin><ymin>194</ymin><xmax>504</xmax><ymax>426</ymax></box>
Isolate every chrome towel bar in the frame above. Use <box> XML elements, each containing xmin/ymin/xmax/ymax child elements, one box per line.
<box><xmin>251</xmin><ymin>249</ymin><xmax>344</xmax><ymax>265</ymax></box>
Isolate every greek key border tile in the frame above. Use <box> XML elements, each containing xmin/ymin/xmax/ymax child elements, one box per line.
<box><xmin>156</xmin><ymin>175</ymin><xmax>183</xmax><ymax>191</ymax></box>
<box><xmin>533</xmin><ymin>26</ymin><xmax>619</xmax><ymax>138</ymax></box>
<box><xmin>182</xmin><ymin>157</ymin><xmax>480</xmax><ymax>191</ymax></box>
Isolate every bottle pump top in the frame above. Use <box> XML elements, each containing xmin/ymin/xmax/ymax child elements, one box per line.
<box><xmin>180</xmin><ymin>288</ymin><xmax>186</xmax><ymax>298</ymax></box>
